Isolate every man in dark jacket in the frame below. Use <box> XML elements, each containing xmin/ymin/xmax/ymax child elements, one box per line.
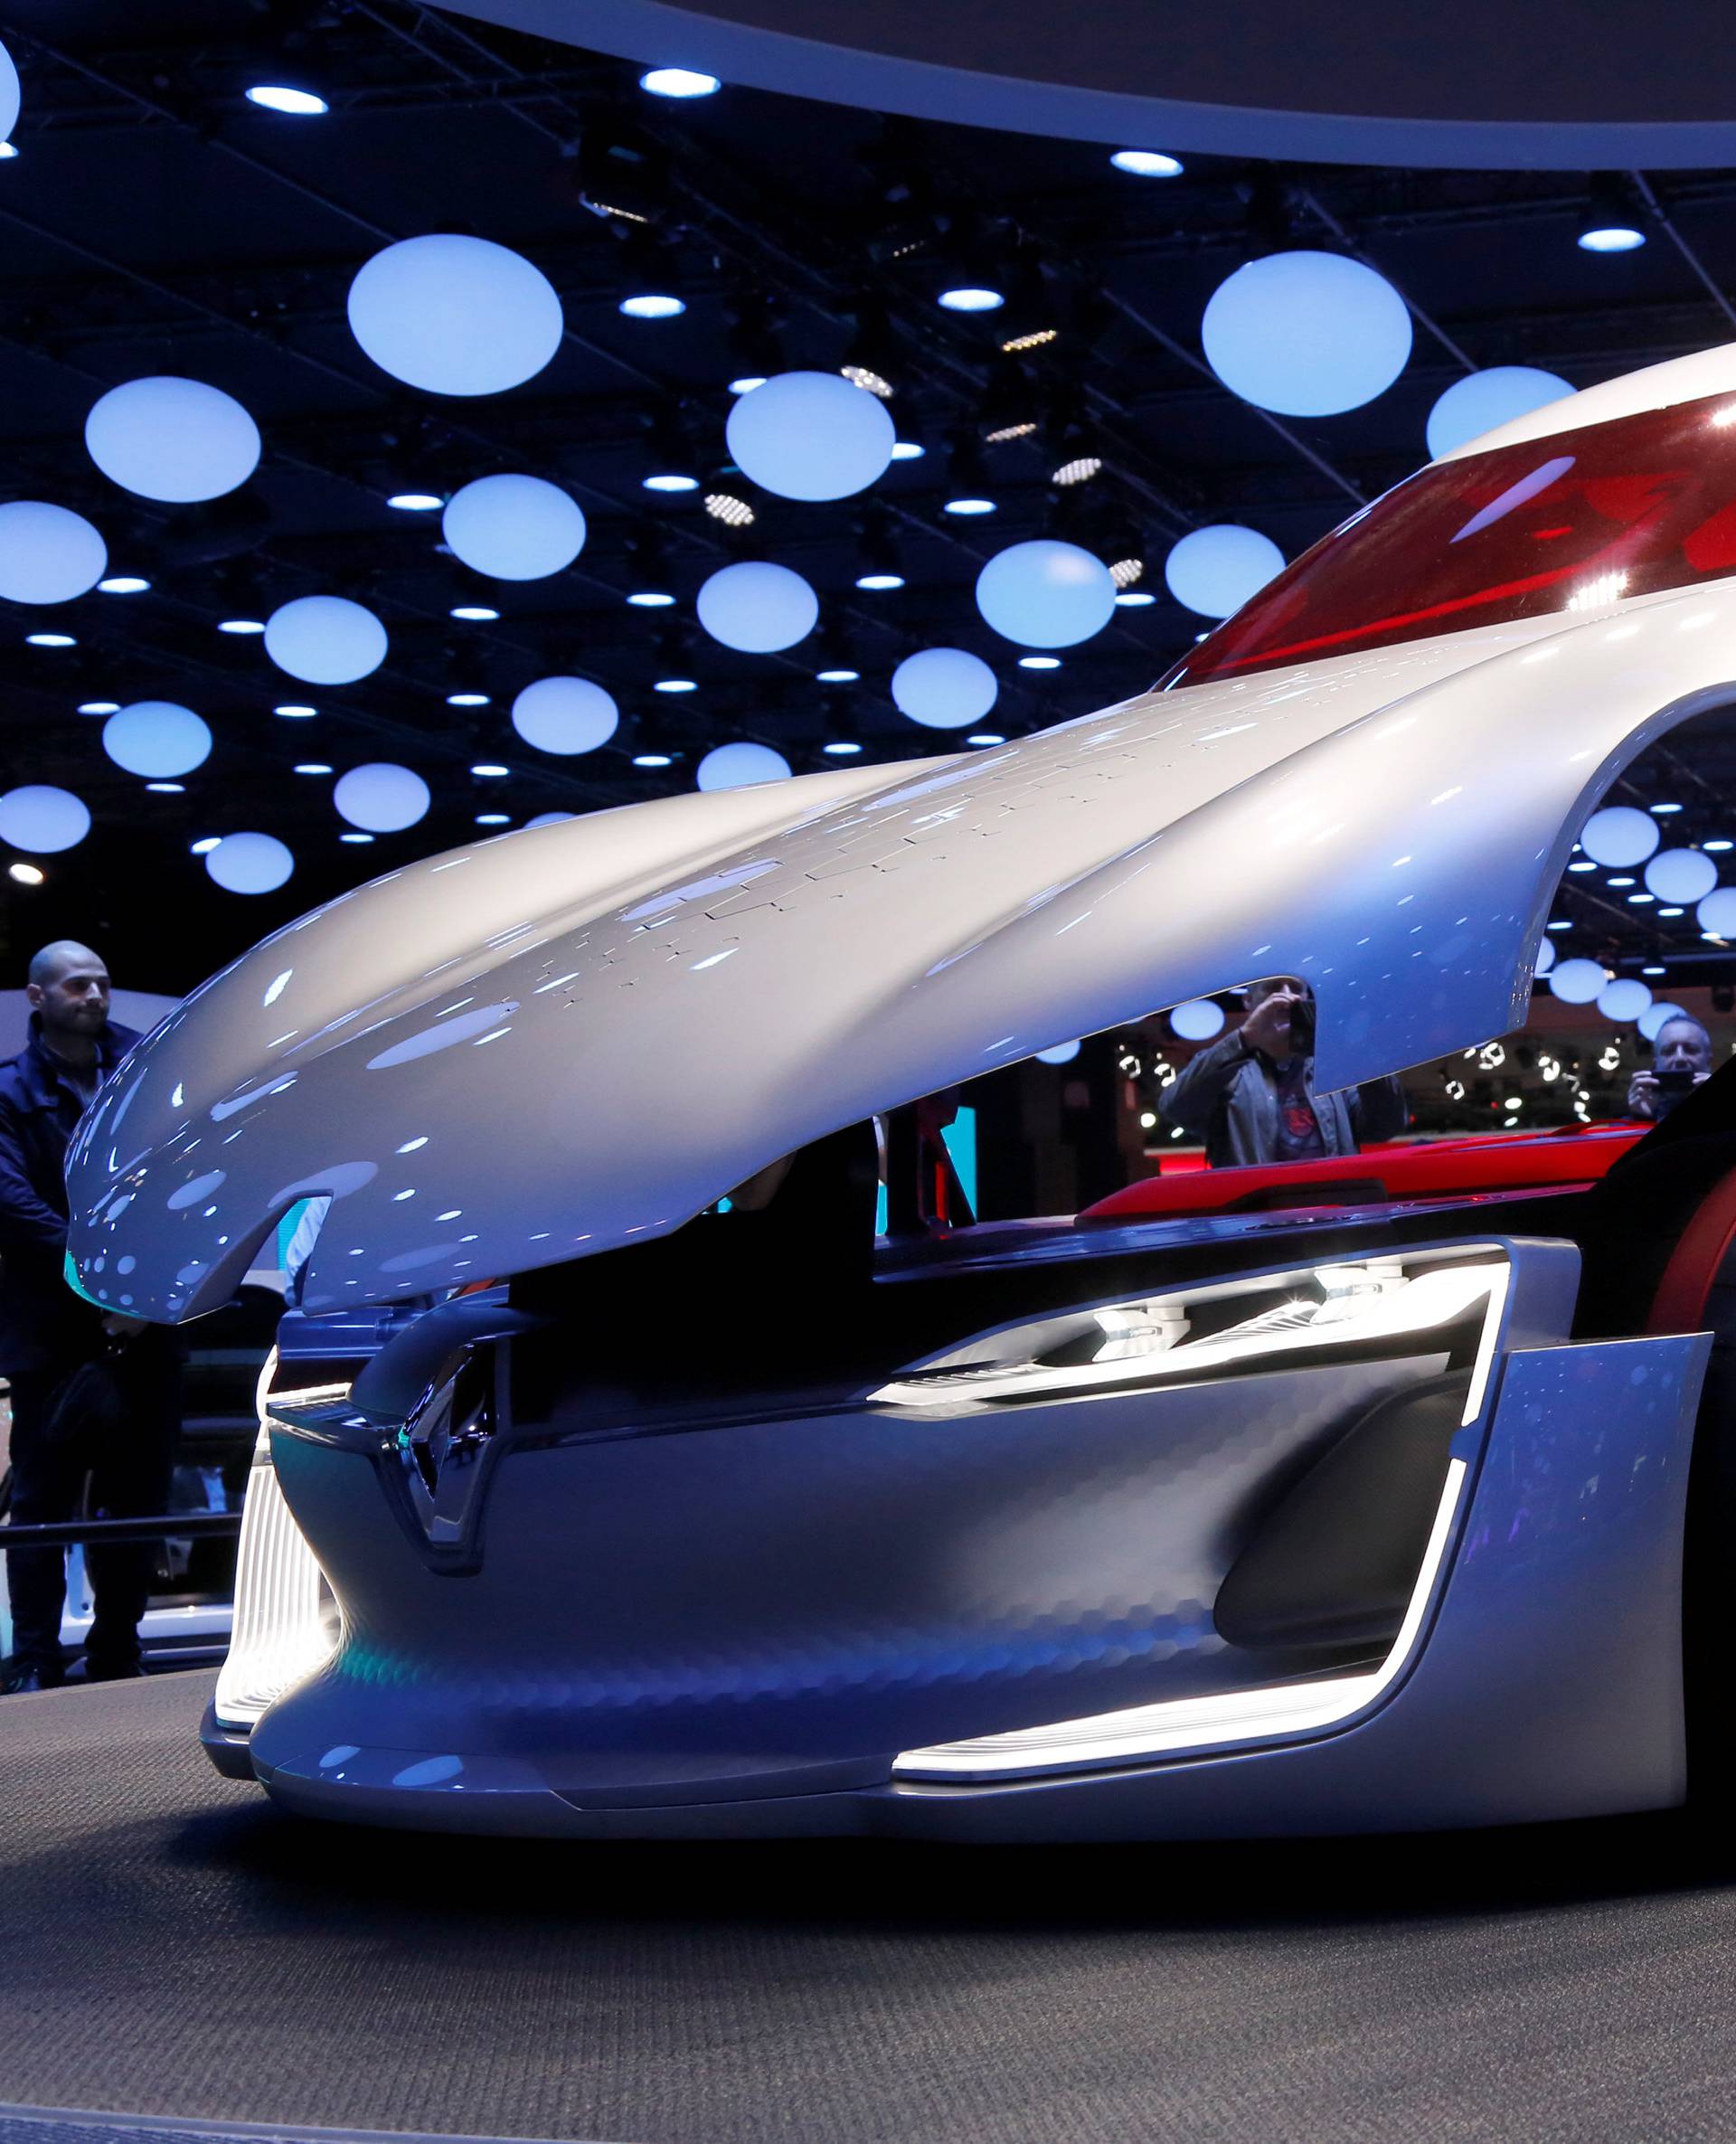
<box><xmin>0</xmin><ymin>940</ymin><xmax>179</xmax><ymax>1693</ymax></box>
<box><xmin>1159</xmin><ymin>977</ymin><xmax>1409</xmax><ymax>1168</ymax></box>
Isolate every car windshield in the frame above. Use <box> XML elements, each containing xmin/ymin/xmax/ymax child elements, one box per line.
<box><xmin>1165</xmin><ymin>387</ymin><xmax>1736</xmax><ymax>688</ymax></box>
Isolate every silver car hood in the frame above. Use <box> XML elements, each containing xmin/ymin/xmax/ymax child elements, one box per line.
<box><xmin>68</xmin><ymin>582</ymin><xmax>1736</xmax><ymax>1321</ymax></box>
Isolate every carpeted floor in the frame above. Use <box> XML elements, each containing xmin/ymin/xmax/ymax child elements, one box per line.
<box><xmin>7</xmin><ymin>1671</ymin><xmax>1736</xmax><ymax>2143</ymax></box>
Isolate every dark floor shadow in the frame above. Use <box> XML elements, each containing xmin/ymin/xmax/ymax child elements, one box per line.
<box><xmin>162</xmin><ymin>1791</ymin><xmax>1736</xmax><ymax>1942</ymax></box>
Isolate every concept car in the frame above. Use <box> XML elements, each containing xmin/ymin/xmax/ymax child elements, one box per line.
<box><xmin>68</xmin><ymin>341</ymin><xmax>1736</xmax><ymax>1838</ymax></box>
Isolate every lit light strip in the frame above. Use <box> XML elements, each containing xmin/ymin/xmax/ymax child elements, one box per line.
<box><xmin>872</xmin><ymin>1262</ymin><xmax>1498</xmax><ymax>1410</ymax></box>
<box><xmin>893</xmin><ymin>1458</ymin><xmax>1468</xmax><ymax>1782</ymax></box>
<box><xmin>212</xmin><ymin>1348</ymin><xmax>341</xmax><ymax>1731</ymax></box>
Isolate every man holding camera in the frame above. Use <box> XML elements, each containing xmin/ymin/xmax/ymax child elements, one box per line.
<box><xmin>1158</xmin><ymin>977</ymin><xmax>1408</xmax><ymax>1169</ymax></box>
<box><xmin>1626</xmin><ymin>1013</ymin><xmax>1715</xmax><ymax>1122</ymax></box>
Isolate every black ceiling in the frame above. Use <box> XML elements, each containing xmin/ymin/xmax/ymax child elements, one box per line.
<box><xmin>4</xmin><ymin>0</ymin><xmax>1736</xmax><ymax>994</ymax></box>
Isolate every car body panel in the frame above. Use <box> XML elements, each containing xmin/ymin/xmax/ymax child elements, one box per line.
<box><xmin>65</xmin><ymin>579</ymin><xmax>1736</xmax><ymax>1322</ymax></box>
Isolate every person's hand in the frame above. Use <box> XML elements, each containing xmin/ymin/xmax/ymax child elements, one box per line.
<box><xmin>1627</xmin><ymin>1071</ymin><xmax>1658</xmax><ymax>1119</ymax></box>
<box><xmin>1241</xmin><ymin>990</ymin><xmax>1299</xmax><ymax>1059</ymax></box>
<box><xmin>101</xmin><ymin>1311</ymin><xmax>146</xmax><ymax>1339</ymax></box>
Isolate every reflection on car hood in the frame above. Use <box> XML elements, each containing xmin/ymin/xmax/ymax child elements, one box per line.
<box><xmin>67</xmin><ymin>583</ymin><xmax>1736</xmax><ymax>1321</ymax></box>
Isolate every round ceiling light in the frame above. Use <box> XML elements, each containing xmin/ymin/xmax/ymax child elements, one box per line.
<box><xmin>696</xmin><ymin>560</ymin><xmax>819</xmax><ymax>653</ymax></box>
<box><xmin>1697</xmin><ymin>886</ymin><xmax>1736</xmax><ymax>937</ymax></box>
<box><xmin>1203</xmin><ymin>250</ymin><xmax>1412</xmax><ymax>416</ymax></box>
<box><xmin>511</xmin><ymin>675</ymin><xmax>619</xmax><ymax>755</ymax></box>
<box><xmin>1644</xmin><ymin>847</ymin><xmax>1719</xmax><ymax>904</ymax></box>
<box><xmin>246</xmin><ymin>85</ymin><xmax>327</xmax><ymax>114</ymax></box>
<box><xmin>1170</xmin><ymin>998</ymin><xmax>1227</xmax><ymax>1041</ymax></box>
<box><xmin>1638</xmin><ymin>1000</ymin><xmax>1689</xmax><ymax>1043</ymax></box>
<box><xmin>0</xmin><ymin>502</ymin><xmax>106</xmax><ymax>604</ymax></box>
<box><xmin>1580</xmin><ymin>805</ymin><xmax>1661</xmax><ymax>868</ymax></box>
<box><xmin>1110</xmin><ymin>150</ymin><xmax>1183</xmax><ymax>176</ymax></box>
<box><xmin>442</xmin><ymin>474</ymin><xmax>586</xmax><ymax>581</ymax></box>
<box><xmin>1597</xmin><ymin>978</ymin><xmax>1652</xmax><ymax>1023</ymax></box>
<box><xmin>0</xmin><ymin>42</ymin><xmax>18</xmax><ymax>146</ymax></box>
<box><xmin>347</xmin><ymin>233</ymin><xmax>563</xmax><ymax>398</ymax></box>
<box><xmin>206</xmin><ymin>832</ymin><xmax>294</xmax><ymax>893</ymax></box>
<box><xmin>976</xmin><ymin>539</ymin><xmax>1116</xmax><ymax>648</ymax></box>
<box><xmin>265</xmin><ymin>595</ymin><xmax>388</xmax><ymax>685</ymax></box>
<box><xmin>1424</xmin><ymin>365</ymin><xmax>1574</xmax><ymax>460</ymax></box>
<box><xmin>725</xmin><ymin>370</ymin><xmax>895</xmax><ymax>502</ymax></box>
<box><xmin>0</xmin><ymin>785</ymin><xmax>89</xmax><ymax>854</ymax></box>
<box><xmin>696</xmin><ymin>741</ymin><xmax>792</xmax><ymax>791</ymax></box>
<box><xmin>1547</xmin><ymin>957</ymin><xmax>1609</xmax><ymax>1006</ymax></box>
<box><xmin>1164</xmin><ymin>524</ymin><xmax>1285</xmax><ymax>619</ymax></box>
<box><xmin>334</xmin><ymin>762</ymin><xmax>429</xmax><ymax>833</ymax></box>
<box><xmin>640</xmin><ymin>67</ymin><xmax>720</xmax><ymax>97</ymax></box>
<box><xmin>85</xmin><ymin>376</ymin><xmax>262</xmax><ymax>503</ymax></box>
<box><xmin>102</xmin><ymin>700</ymin><xmax>212</xmax><ymax>779</ymax></box>
<box><xmin>892</xmin><ymin>647</ymin><xmax>998</xmax><ymax>730</ymax></box>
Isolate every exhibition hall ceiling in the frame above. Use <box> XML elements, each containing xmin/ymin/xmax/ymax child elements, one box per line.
<box><xmin>4</xmin><ymin>0</ymin><xmax>1736</xmax><ymax>982</ymax></box>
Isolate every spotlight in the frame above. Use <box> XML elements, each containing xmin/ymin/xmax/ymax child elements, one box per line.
<box><xmin>218</xmin><ymin>619</ymin><xmax>265</xmax><ymax>635</ymax></box>
<box><xmin>840</xmin><ymin>299</ymin><xmax>900</xmax><ymax>399</ymax></box>
<box><xmin>97</xmin><ymin>575</ymin><xmax>150</xmax><ymax>594</ymax></box>
<box><xmin>274</xmin><ymin>704</ymin><xmax>316</xmax><ymax>718</ymax></box>
<box><xmin>823</xmin><ymin>741</ymin><xmax>863</xmax><ymax>755</ymax></box>
<box><xmin>703</xmin><ymin>488</ymin><xmax>755</xmax><ymax>526</ymax></box>
<box><xmin>26</xmin><ymin>633</ymin><xmax>76</xmax><ymax>647</ymax></box>
<box><xmin>1052</xmin><ymin>453</ymin><xmax>1102</xmax><ymax>487</ymax></box>
<box><xmin>633</xmin><ymin>752</ymin><xmax>674</xmax><ymax>767</ymax></box>
<box><xmin>724</xmin><ymin>296</ymin><xmax>785</xmax><ymax>396</ymax></box>
<box><xmin>246</xmin><ymin>84</ymin><xmax>328</xmax><ymax>115</ymax></box>
<box><xmin>388</xmin><ymin>492</ymin><xmax>443</xmax><ymax>512</ymax></box>
<box><xmin>450</xmin><ymin>605</ymin><xmax>499</xmax><ymax>621</ymax></box>
<box><xmin>995</xmin><ymin>259</ymin><xmax>1061</xmax><ymax>354</ymax></box>
<box><xmin>816</xmin><ymin>667</ymin><xmax>861</xmax><ymax>684</ymax></box>
<box><xmin>8</xmin><ymin>861</ymin><xmax>43</xmax><ymax>885</ymax></box>
<box><xmin>1115</xmin><ymin>591</ymin><xmax>1155</xmax><ymax>607</ymax></box>
<box><xmin>654</xmin><ymin>677</ymin><xmax>698</xmax><ymax>693</ymax></box>
<box><xmin>642</xmin><ymin>411</ymin><xmax>700</xmax><ymax>492</ymax></box>
<box><xmin>293</xmin><ymin>762</ymin><xmax>333</xmax><ymax>775</ymax></box>
<box><xmin>939</xmin><ymin>287</ymin><xmax>1005</xmax><ymax>313</ymax></box>
<box><xmin>854</xmin><ymin>508</ymin><xmax>903</xmax><ymax>590</ymax></box>
<box><xmin>640</xmin><ymin>67</ymin><xmax>720</xmax><ymax>98</ymax></box>
<box><xmin>190</xmin><ymin>836</ymin><xmax>222</xmax><ymax>855</ymax></box>
<box><xmin>0</xmin><ymin>145</ymin><xmax>17</xmax><ymax>162</ymax></box>
<box><xmin>981</xmin><ymin>355</ymin><xmax>1040</xmax><ymax>444</ymax></box>
<box><xmin>1578</xmin><ymin>175</ymin><xmax>1646</xmax><ymax>252</ymax></box>
<box><xmin>145</xmin><ymin>781</ymin><xmax>184</xmax><ymax>794</ymax></box>
<box><xmin>78</xmin><ymin>701</ymin><xmax>120</xmax><ymax>715</ymax></box>
<box><xmin>447</xmin><ymin>692</ymin><xmax>490</xmax><ymax>707</ymax></box>
<box><xmin>476</xmin><ymin>812</ymin><xmax>512</xmax><ymax>826</ymax></box>
<box><xmin>944</xmin><ymin>431</ymin><xmax>995</xmax><ymax>515</ymax></box>
<box><xmin>339</xmin><ymin>831</ymin><xmax>374</xmax><ymax>844</ymax></box>
<box><xmin>967</xmin><ymin>732</ymin><xmax>1005</xmax><ymax>746</ymax></box>
<box><xmin>622</xmin><ymin>292</ymin><xmax>685</xmax><ymax>319</ymax></box>
<box><xmin>1110</xmin><ymin>149</ymin><xmax>1183</xmax><ymax>176</ymax></box>
<box><xmin>890</xmin><ymin>440</ymin><xmax>925</xmax><ymax>461</ymax></box>
<box><xmin>1019</xmin><ymin>655</ymin><xmax>1061</xmax><ymax>669</ymax></box>
<box><xmin>626</xmin><ymin>532</ymin><xmax>677</xmax><ymax>606</ymax></box>
<box><xmin>470</xmin><ymin>762</ymin><xmax>509</xmax><ymax>778</ymax></box>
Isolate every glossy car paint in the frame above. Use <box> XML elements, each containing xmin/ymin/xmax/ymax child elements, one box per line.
<box><xmin>90</xmin><ymin>339</ymin><xmax>1736</xmax><ymax>1842</ymax></box>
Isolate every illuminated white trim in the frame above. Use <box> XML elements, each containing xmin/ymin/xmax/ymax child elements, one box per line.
<box><xmin>872</xmin><ymin>1261</ymin><xmax>1500</xmax><ymax>1411</ymax></box>
<box><xmin>893</xmin><ymin>1458</ymin><xmax>1468</xmax><ymax>1783</ymax></box>
<box><xmin>213</xmin><ymin>1348</ymin><xmax>341</xmax><ymax>1732</ymax></box>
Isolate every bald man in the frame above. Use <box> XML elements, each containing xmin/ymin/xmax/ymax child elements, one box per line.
<box><xmin>0</xmin><ymin>942</ymin><xmax>178</xmax><ymax>1694</ymax></box>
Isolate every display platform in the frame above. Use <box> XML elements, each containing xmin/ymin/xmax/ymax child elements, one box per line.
<box><xmin>8</xmin><ymin>1675</ymin><xmax>1736</xmax><ymax>2141</ymax></box>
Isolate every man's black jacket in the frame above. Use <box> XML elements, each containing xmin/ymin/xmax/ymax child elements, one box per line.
<box><xmin>0</xmin><ymin>1014</ymin><xmax>138</xmax><ymax>1374</ymax></box>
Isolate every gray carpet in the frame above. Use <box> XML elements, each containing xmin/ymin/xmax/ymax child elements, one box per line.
<box><xmin>6</xmin><ymin>1673</ymin><xmax>1736</xmax><ymax>2143</ymax></box>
